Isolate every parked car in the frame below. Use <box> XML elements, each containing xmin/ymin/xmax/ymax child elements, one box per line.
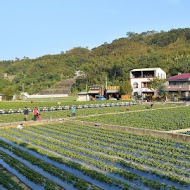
<box><xmin>96</xmin><ymin>96</ymin><xmax>106</xmax><ymax>101</ymax></box>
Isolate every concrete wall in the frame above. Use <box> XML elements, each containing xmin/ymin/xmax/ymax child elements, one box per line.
<box><xmin>69</xmin><ymin>119</ymin><xmax>190</xmax><ymax>143</ymax></box>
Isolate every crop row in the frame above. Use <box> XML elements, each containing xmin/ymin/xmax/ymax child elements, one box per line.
<box><xmin>0</xmin><ymin>100</ymin><xmax>133</xmax><ymax>110</ymax></box>
<box><xmin>0</xmin><ymin>104</ymin><xmax>139</xmax><ymax>123</ymax></box>
<box><xmin>0</xmin><ymin>101</ymin><xmax>137</xmax><ymax>115</ymax></box>
<box><xmin>1</xmin><ymin>130</ymin><xmax>146</xmax><ymax>184</ymax></box>
<box><xmin>0</xmin><ymin>125</ymin><xmax>187</xmax><ymax>189</ymax></box>
<box><xmin>0</xmin><ymin>133</ymin><xmax>137</xmax><ymax>190</ymax></box>
<box><xmin>25</xmin><ymin>125</ymin><xmax>190</xmax><ymax>168</ymax></box>
<box><xmin>22</xmin><ymin>125</ymin><xmax>190</xmax><ymax>184</ymax></box>
<box><xmin>0</xmin><ymin>166</ymin><xmax>26</xmax><ymax>190</ymax></box>
<box><xmin>35</xmin><ymin>122</ymin><xmax>190</xmax><ymax>156</ymax></box>
<box><xmin>0</xmin><ymin>140</ymin><xmax>101</xmax><ymax>190</ymax></box>
<box><xmin>0</xmin><ymin>150</ymin><xmax>59</xmax><ymax>190</ymax></box>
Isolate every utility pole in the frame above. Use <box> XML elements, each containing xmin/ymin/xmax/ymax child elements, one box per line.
<box><xmin>105</xmin><ymin>76</ymin><xmax>107</xmax><ymax>89</ymax></box>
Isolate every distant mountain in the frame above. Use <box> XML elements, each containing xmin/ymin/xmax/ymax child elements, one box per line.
<box><xmin>0</xmin><ymin>28</ymin><xmax>190</xmax><ymax>96</ymax></box>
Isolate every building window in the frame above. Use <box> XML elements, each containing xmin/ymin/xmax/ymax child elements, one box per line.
<box><xmin>142</xmin><ymin>82</ymin><xmax>148</xmax><ymax>88</ymax></box>
<box><xmin>170</xmin><ymin>81</ymin><xmax>176</xmax><ymax>85</ymax></box>
<box><xmin>133</xmin><ymin>82</ymin><xmax>138</xmax><ymax>89</ymax></box>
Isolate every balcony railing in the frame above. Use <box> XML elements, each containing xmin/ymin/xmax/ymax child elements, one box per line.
<box><xmin>166</xmin><ymin>85</ymin><xmax>190</xmax><ymax>91</ymax></box>
<box><xmin>131</xmin><ymin>76</ymin><xmax>156</xmax><ymax>79</ymax></box>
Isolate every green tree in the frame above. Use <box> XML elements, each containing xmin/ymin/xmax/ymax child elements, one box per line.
<box><xmin>0</xmin><ymin>78</ymin><xmax>10</xmax><ymax>92</ymax></box>
<box><xmin>148</xmin><ymin>78</ymin><xmax>166</xmax><ymax>97</ymax></box>
<box><xmin>120</xmin><ymin>81</ymin><xmax>132</xmax><ymax>95</ymax></box>
<box><xmin>2</xmin><ymin>86</ymin><xmax>14</xmax><ymax>100</ymax></box>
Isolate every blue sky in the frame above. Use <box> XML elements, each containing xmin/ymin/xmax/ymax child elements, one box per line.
<box><xmin>0</xmin><ymin>0</ymin><xmax>189</xmax><ymax>60</ymax></box>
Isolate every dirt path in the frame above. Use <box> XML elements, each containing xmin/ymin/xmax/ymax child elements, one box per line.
<box><xmin>169</xmin><ymin>128</ymin><xmax>190</xmax><ymax>133</ymax></box>
<box><xmin>0</xmin><ymin>119</ymin><xmax>67</xmax><ymax>129</ymax></box>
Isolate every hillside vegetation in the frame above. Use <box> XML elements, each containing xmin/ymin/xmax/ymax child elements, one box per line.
<box><xmin>0</xmin><ymin>28</ymin><xmax>190</xmax><ymax>97</ymax></box>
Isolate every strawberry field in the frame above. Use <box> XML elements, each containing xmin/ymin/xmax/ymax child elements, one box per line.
<box><xmin>77</xmin><ymin>106</ymin><xmax>190</xmax><ymax>131</ymax></box>
<box><xmin>0</xmin><ymin>122</ymin><xmax>190</xmax><ymax>190</ymax></box>
<box><xmin>0</xmin><ymin>103</ymin><xmax>177</xmax><ymax>123</ymax></box>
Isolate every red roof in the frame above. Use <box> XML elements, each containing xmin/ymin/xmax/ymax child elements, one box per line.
<box><xmin>167</xmin><ymin>73</ymin><xmax>190</xmax><ymax>80</ymax></box>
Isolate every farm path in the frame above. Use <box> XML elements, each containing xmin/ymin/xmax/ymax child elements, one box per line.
<box><xmin>169</xmin><ymin>128</ymin><xmax>190</xmax><ymax>133</ymax></box>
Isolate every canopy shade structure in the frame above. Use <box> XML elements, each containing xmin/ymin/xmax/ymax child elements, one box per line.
<box><xmin>106</xmin><ymin>90</ymin><xmax>119</xmax><ymax>94</ymax></box>
<box><xmin>87</xmin><ymin>90</ymin><xmax>100</xmax><ymax>94</ymax></box>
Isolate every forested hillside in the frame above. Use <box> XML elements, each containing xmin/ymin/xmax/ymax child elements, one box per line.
<box><xmin>0</xmin><ymin>28</ymin><xmax>190</xmax><ymax>96</ymax></box>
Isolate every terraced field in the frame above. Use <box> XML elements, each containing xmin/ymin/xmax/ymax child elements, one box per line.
<box><xmin>0</xmin><ymin>122</ymin><xmax>190</xmax><ymax>190</ymax></box>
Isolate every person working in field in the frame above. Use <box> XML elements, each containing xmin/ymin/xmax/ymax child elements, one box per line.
<box><xmin>33</xmin><ymin>107</ymin><xmax>38</xmax><ymax>121</ymax></box>
<box><xmin>126</xmin><ymin>105</ymin><xmax>130</xmax><ymax>111</ymax></box>
<box><xmin>24</xmin><ymin>107</ymin><xmax>29</xmax><ymax>121</ymax></box>
<box><xmin>71</xmin><ymin>106</ymin><xmax>76</xmax><ymax>117</ymax></box>
<box><xmin>17</xmin><ymin>123</ymin><xmax>23</xmax><ymax>129</ymax></box>
<box><xmin>38</xmin><ymin>113</ymin><xmax>42</xmax><ymax>121</ymax></box>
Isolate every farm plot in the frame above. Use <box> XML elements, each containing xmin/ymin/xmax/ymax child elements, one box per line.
<box><xmin>77</xmin><ymin>106</ymin><xmax>190</xmax><ymax>131</ymax></box>
<box><xmin>0</xmin><ymin>122</ymin><xmax>189</xmax><ymax>189</ymax></box>
<box><xmin>0</xmin><ymin>104</ymin><xmax>178</xmax><ymax>123</ymax></box>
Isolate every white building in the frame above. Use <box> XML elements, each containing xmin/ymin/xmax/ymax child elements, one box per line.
<box><xmin>74</xmin><ymin>70</ymin><xmax>85</xmax><ymax>77</ymax></box>
<box><xmin>20</xmin><ymin>92</ymin><xmax>68</xmax><ymax>100</ymax></box>
<box><xmin>130</xmin><ymin>68</ymin><xmax>166</xmax><ymax>99</ymax></box>
<box><xmin>0</xmin><ymin>94</ymin><xmax>4</xmax><ymax>101</ymax></box>
<box><xmin>76</xmin><ymin>92</ymin><xmax>90</xmax><ymax>101</ymax></box>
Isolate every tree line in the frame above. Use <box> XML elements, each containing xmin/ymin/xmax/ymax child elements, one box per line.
<box><xmin>0</xmin><ymin>28</ymin><xmax>190</xmax><ymax>99</ymax></box>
